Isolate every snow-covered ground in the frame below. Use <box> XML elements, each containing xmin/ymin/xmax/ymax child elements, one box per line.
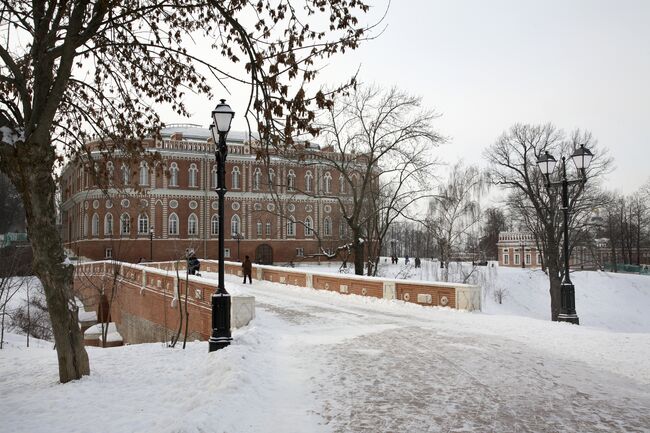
<box><xmin>2</xmin><ymin>264</ymin><xmax>650</xmax><ymax>432</ymax></box>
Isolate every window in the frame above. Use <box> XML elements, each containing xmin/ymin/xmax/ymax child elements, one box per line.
<box><xmin>339</xmin><ymin>175</ymin><xmax>345</xmax><ymax>193</ymax></box>
<box><xmin>212</xmin><ymin>165</ymin><xmax>218</xmax><ymax>189</ymax></box>
<box><xmin>105</xmin><ymin>248</ymin><xmax>112</xmax><ymax>259</ymax></box>
<box><xmin>168</xmin><ymin>213</ymin><xmax>179</xmax><ymax>235</ymax></box>
<box><xmin>305</xmin><ymin>171</ymin><xmax>313</xmax><ymax>192</ymax></box>
<box><xmin>138</xmin><ymin>213</ymin><xmax>149</xmax><ymax>234</ymax></box>
<box><xmin>188</xmin><ymin>163</ymin><xmax>198</xmax><ymax>187</ymax></box>
<box><xmin>169</xmin><ymin>162</ymin><xmax>179</xmax><ymax>187</ymax></box>
<box><xmin>231</xmin><ymin>214</ymin><xmax>241</xmax><ymax>236</ymax></box>
<box><xmin>324</xmin><ymin>217</ymin><xmax>332</xmax><ymax>236</ymax></box>
<box><xmin>503</xmin><ymin>254</ymin><xmax>509</xmax><ymax>265</ymax></box>
<box><xmin>537</xmin><ymin>254</ymin><xmax>542</xmax><ymax>265</ymax></box>
<box><xmin>525</xmin><ymin>254</ymin><xmax>531</xmax><ymax>265</ymax></box>
<box><xmin>304</xmin><ymin>216</ymin><xmax>313</xmax><ymax>237</ymax></box>
<box><xmin>224</xmin><ymin>248</ymin><xmax>231</xmax><ymax>258</ymax></box>
<box><xmin>121</xmin><ymin>164</ymin><xmax>130</xmax><ymax>185</ymax></box>
<box><xmin>106</xmin><ymin>162</ymin><xmax>114</xmax><ymax>186</ymax></box>
<box><xmin>287</xmin><ymin>170</ymin><xmax>295</xmax><ymax>191</ymax></box>
<box><xmin>256</xmin><ymin>221</ymin><xmax>262</xmax><ymax>237</ymax></box>
<box><xmin>104</xmin><ymin>213</ymin><xmax>113</xmax><ymax>236</ymax></box>
<box><xmin>514</xmin><ymin>254</ymin><xmax>520</xmax><ymax>265</ymax></box>
<box><xmin>120</xmin><ymin>213</ymin><xmax>130</xmax><ymax>235</ymax></box>
<box><xmin>253</xmin><ymin>168</ymin><xmax>261</xmax><ymax>190</ymax></box>
<box><xmin>232</xmin><ymin>166</ymin><xmax>241</xmax><ymax>189</ymax></box>
<box><xmin>266</xmin><ymin>222</ymin><xmax>271</xmax><ymax>236</ymax></box>
<box><xmin>188</xmin><ymin>213</ymin><xmax>198</xmax><ymax>236</ymax></box>
<box><xmin>211</xmin><ymin>215</ymin><xmax>219</xmax><ymax>235</ymax></box>
<box><xmin>287</xmin><ymin>217</ymin><xmax>296</xmax><ymax>237</ymax></box>
<box><xmin>139</xmin><ymin>162</ymin><xmax>149</xmax><ymax>186</ymax></box>
<box><xmin>323</xmin><ymin>172</ymin><xmax>332</xmax><ymax>193</ymax></box>
<box><xmin>268</xmin><ymin>168</ymin><xmax>275</xmax><ymax>190</ymax></box>
<box><xmin>339</xmin><ymin>219</ymin><xmax>346</xmax><ymax>238</ymax></box>
<box><xmin>83</xmin><ymin>214</ymin><xmax>88</xmax><ymax>238</ymax></box>
<box><xmin>91</xmin><ymin>213</ymin><xmax>99</xmax><ymax>237</ymax></box>
<box><xmin>296</xmin><ymin>248</ymin><xmax>304</xmax><ymax>257</ymax></box>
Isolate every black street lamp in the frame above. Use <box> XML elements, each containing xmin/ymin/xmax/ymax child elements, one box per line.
<box><xmin>537</xmin><ymin>144</ymin><xmax>594</xmax><ymax>325</ymax></box>
<box><xmin>208</xmin><ymin>99</ymin><xmax>235</xmax><ymax>352</ymax></box>
<box><xmin>234</xmin><ymin>231</ymin><xmax>245</xmax><ymax>261</ymax></box>
<box><xmin>149</xmin><ymin>226</ymin><xmax>154</xmax><ymax>262</ymax></box>
<box><xmin>520</xmin><ymin>241</ymin><xmax>525</xmax><ymax>269</ymax></box>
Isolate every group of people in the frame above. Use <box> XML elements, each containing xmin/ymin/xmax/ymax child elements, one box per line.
<box><xmin>389</xmin><ymin>255</ymin><xmax>422</xmax><ymax>268</ymax></box>
<box><xmin>184</xmin><ymin>249</ymin><xmax>253</xmax><ymax>284</ymax></box>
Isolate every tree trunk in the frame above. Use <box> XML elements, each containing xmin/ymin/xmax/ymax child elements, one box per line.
<box><xmin>18</xmin><ymin>147</ymin><xmax>89</xmax><ymax>382</ymax></box>
<box><xmin>548</xmin><ymin>266</ymin><xmax>562</xmax><ymax>321</ymax></box>
<box><xmin>353</xmin><ymin>235</ymin><xmax>364</xmax><ymax>276</ymax></box>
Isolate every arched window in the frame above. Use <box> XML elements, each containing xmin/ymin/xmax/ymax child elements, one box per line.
<box><xmin>168</xmin><ymin>213</ymin><xmax>179</xmax><ymax>235</ymax></box>
<box><xmin>169</xmin><ymin>162</ymin><xmax>179</xmax><ymax>187</ymax></box>
<box><xmin>324</xmin><ymin>216</ymin><xmax>332</xmax><ymax>236</ymax></box>
<box><xmin>339</xmin><ymin>175</ymin><xmax>345</xmax><ymax>193</ymax></box>
<box><xmin>188</xmin><ymin>163</ymin><xmax>198</xmax><ymax>187</ymax></box>
<box><xmin>139</xmin><ymin>162</ymin><xmax>149</xmax><ymax>186</ymax></box>
<box><xmin>232</xmin><ymin>166</ymin><xmax>241</xmax><ymax>189</ymax></box>
<box><xmin>83</xmin><ymin>214</ymin><xmax>88</xmax><ymax>238</ymax></box>
<box><xmin>188</xmin><ymin>213</ymin><xmax>198</xmax><ymax>236</ymax></box>
<box><xmin>287</xmin><ymin>170</ymin><xmax>296</xmax><ymax>191</ymax></box>
<box><xmin>324</xmin><ymin>172</ymin><xmax>332</xmax><ymax>193</ymax></box>
<box><xmin>339</xmin><ymin>219</ymin><xmax>346</xmax><ymax>238</ymax></box>
<box><xmin>120</xmin><ymin>213</ymin><xmax>130</xmax><ymax>236</ymax></box>
<box><xmin>211</xmin><ymin>214</ymin><xmax>219</xmax><ymax>236</ymax></box>
<box><xmin>91</xmin><ymin>213</ymin><xmax>99</xmax><ymax>237</ymax></box>
<box><xmin>212</xmin><ymin>164</ymin><xmax>218</xmax><ymax>189</ymax></box>
<box><xmin>256</xmin><ymin>221</ymin><xmax>262</xmax><ymax>237</ymax></box>
<box><xmin>304</xmin><ymin>216</ymin><xmax>313</xmax><ymax>237</ymax></box>
<box><xmin>121</xmin><ymin>164</ymin><xmax>130</xmax><ymax>185</ymax></box>
<box><xmin>305</xmin><ymin>171</ymin><xmax>313</xmax><ymax>192</ymax></box>
<box><xmin>287</xmin><ymin>216</ymin><xmax>296</xmax><ymax>237</ymax></box>
<box><xmin>104</xmin><ymin>213</ymin><xmax>113</xmax><ymax>236</ymax></box>
<box><xmin>231</xmin><ymin>214</ymin><xmax>241</xmax><ymax>236</ymax></box>
<box><xmin>253</xmin><ymin>168</ymin><xmax>261</xmax><ymax>190</ymax></box>
<box><xmin>138</xmin><ymin>213</ymin><xmax>149</xmax><ymax>234</ymax></box>
<box><xmin>266</xmin><ymin>222</ymin><xmax>271</xmax><ymax>236</ymax></box>
<box><xmin>106</xmin><ymin>161</ymin><xmax>114</xmax><ymax>186</ymax></box>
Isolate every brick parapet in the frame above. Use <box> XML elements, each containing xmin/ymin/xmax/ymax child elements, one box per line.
<box><xmin>198</xmin><ymin>259</ymin><xmax>481</xmax><ymax>311</ymax></box>
<box><xmin>73</xmin><ymin>261</ymin><xmax>255</xmax><ymax>345</ymax></box>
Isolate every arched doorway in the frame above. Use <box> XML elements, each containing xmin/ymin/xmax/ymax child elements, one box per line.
<box><xmin>255</xmin><ymin>244</ymin><xmax>273</xmax><ymax>265</ymax></box>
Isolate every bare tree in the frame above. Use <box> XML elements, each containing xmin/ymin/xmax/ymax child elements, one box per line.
<box><xmin>0</xmin><ymin>0</ymin><xmax>374</xmax><ymax>382</ymax></box>
<box><xmin>485</xmin><ymin>123</ymin><xmax>612</xmax><ymax>321</ymax></box>
<box><xmin>292</xmin><ymin>85</ymin><xmax>443</xmax><ymax>275</ymax></box>
<box><xmin>423</xmin><ymin>162</ymin><xmax>487</xmax><ymax>281</ymax></box>
<box><xmin>479</xmin><ymin>207</ymin><xmax>508</xmax><ymax>261</ymax></box>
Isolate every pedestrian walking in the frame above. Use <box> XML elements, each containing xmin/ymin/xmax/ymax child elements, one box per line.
<box><xmin>242</xmin><ymin>255</ymin><xmax>252</xmax><ymax>284</ymax></box>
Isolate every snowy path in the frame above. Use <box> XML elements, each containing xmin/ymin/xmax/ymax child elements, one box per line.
<box><xmin>227</xmin><ymin>274</ymin><xmax>650</xmax><ymax>433</ymax></box>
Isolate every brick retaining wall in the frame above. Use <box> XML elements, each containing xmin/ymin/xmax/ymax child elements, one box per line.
<box><xmin>73</xmin><ymin>261</ymin><xmax>255</xmax><ymax>345</ymax></box>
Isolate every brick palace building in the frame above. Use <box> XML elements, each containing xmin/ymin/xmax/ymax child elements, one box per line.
<box><xmin>495</xmin><ymin>231</ymin><xmax>645</xmax><ymax>270</ymax></box>
<box><xmin>60</xmin><ymin>125</ymin><xmax>353</xmax><ymax>264</ymax></box>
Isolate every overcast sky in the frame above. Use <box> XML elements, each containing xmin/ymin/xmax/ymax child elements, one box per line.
<box><xmin>167</xmin><ymin>0</ymin><xmax>650</xmax><ymax>193</ymax></box>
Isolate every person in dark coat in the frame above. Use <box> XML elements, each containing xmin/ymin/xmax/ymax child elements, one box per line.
<box><xmin>188</xmin><ymin>251</ymin><xmax>201</xmax><ymax>275</ymax></box>
<box><xmin>242</xmin><ymin>255</ymin><xmax>252</xmax><ymax>284</ymax></box>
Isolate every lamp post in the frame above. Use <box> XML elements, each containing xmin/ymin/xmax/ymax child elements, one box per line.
<box><xmin>234</xmin><ymin>231</ymin><xmax>244</xmax><ymax>261</ymax></box>
<box><xmin>149</xmin><ymin>227</ymin><xmax>154</xmax><ymax>262</ymax></box>
<box><xmin>536</xmin><ymin>144</ymin><xmax>594</xmax><ymax>325</ymax></box>
<box><xmin>209</xmin><ymin>99</ymin><xmax>235</xmax><ymax>352</ymax></box>
<box><xmin>520</xmin><ymin>241</ymin><xmax>525</xmax><ymax>269</ymax></box>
